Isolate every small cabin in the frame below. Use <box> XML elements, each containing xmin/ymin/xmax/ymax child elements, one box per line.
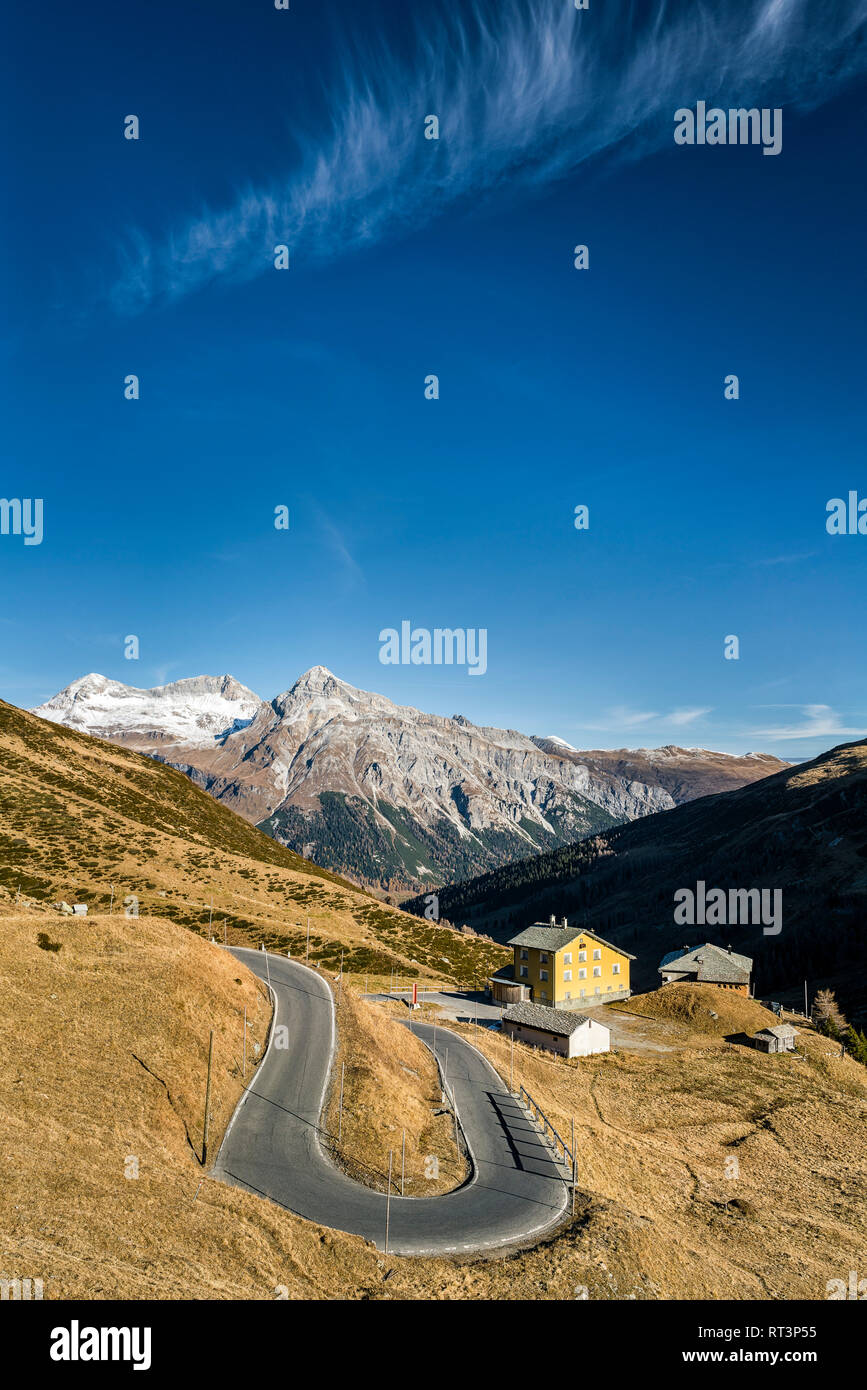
<box><xmin>487</xmin><ymin>968</ymin><xmax>531</xmax><ymax>1005</ymax></box>
<box><xmin>751</xmin><ymin>1023</ymin><xmax>797</xmax><ymax>1054</ymax></box>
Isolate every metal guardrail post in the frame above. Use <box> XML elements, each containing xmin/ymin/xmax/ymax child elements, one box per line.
<box><xmin>519</xmin><ymin>1083</ymin><xmax>575</xmax><ymax>1173</ymax></box>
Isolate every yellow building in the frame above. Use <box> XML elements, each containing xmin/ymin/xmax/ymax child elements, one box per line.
<box><xmin>507</xmin><ymin>916</ymin><xmax>634</xmax><ymax>1008</ymax></box>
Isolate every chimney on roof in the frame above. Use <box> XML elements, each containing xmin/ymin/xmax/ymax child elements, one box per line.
<box><xmin>549</xmin><ymin>914</ymin><xmax>556</xmax><ymax>926</ymax></box>
<box><xmin>562</xmin><ymin>917</ymin><xmax>568</xmax><ymax>929</ymax></box>
<box><xmin>727</xmin><ymin>943</ymin><xmax>733</xmax><ymax>954</ymax></box>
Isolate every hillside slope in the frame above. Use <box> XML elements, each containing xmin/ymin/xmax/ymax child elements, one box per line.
<box><xmin>404</xmin><ymin>739</ymin><xmax>867</xmax><ymax>1009</ymax></box>
<box><xmin>455</xmin><ymin>983</ymin><xmax>867</xmax><ymax>1299</ymax></box>
<box><xmin>4</xmin><ymin>910</ymin><xmax>864</xmax><ymax>1301</ymax></box>
<box><xmin>0</xmin><ymin>698</ymin><xmax>505</xmax><ymax>986</ymax></box>
<box><xmin>0</xmin><ymin>911</ymin><xmax>468</xmax><ymax>1298</ymax></box>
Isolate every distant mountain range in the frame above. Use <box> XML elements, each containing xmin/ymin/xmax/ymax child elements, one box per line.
<box><xmin>31</xmin><ymin>667</ymin><xmax>786</xmax><ymax>891</ymax></box>
<box><xmin>0</xmin><ymin>696</ymin><xmax>502</xmax><ymax>985</ymax></box>
<box><xmin>403</xmin><ymin>738</ymin><xmax>867</xmax><ymax>1017</ymax></box>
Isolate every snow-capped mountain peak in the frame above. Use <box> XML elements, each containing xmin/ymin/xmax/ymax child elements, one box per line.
<box><xmin>32</xmin><ymin>673</ymin><xmax>264</xmax><ymax>749</ymax></box>
<box><xmin>531</xmin><ymin>734</ymin><xmax>578</xmax><ymax>754</ymax></box>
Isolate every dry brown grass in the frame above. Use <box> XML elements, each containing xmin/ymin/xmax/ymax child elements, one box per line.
<box><xmin>437</xmin><ymin>985</ymin><xmax>867</xmax><ymax>1298</ymax></box>
<box><xmin>0</xmin><ymin>698</ymin><xmax>507</xmax><ymax>988</ymax></box>
<box><xmin>3</xmin><ymin>908</ymin><xmax>865</xmax><ymax>1300</ymax></box>
<box><xmin>617</xmin><ymin>980</ymin><xmax>782</xmax><ymax>1037</ymax></box>
<box><xmin>323</xmin><ymin>988</ymin><xmax>466</xmax><ymax>1195</ymax></box>
<box><xmin>0</xmin><ymin>906</ymin><xmax>611</xmax><ymax>1301</ymax></box>
<box><xmin>0</xmin><ymin>909</ymin><xmax>474</xmax><ymax>1300</ymax></box>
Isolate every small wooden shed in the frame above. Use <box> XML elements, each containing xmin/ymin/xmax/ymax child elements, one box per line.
<box><xmin>751</xmin><ymin>1023</ymin><xmax>797</xmax><ymax>1053</ymax></box>
<box><xmin>487</xmin><ymin>967</ymin><xmax>530</xmax><ymax>1005</ymax></box>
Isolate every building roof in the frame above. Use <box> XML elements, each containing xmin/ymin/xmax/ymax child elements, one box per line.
<box><xmin>508</xmin><ymin>923</ymin><xmax>635</xmax><ymax>960</ymax></box>
<box><xmin>658</xmin><ymin>942</ymin><xmax>753</xmax><ymax>983</ymax></box>
<box><xmin>488</xmin><ymin>965</ymin><xmax>518</xmax><ymax>982</ymax></box>
<box><xmin>502</xmin><ymin>1001</ymin><xmax>608</xmax><ymax>1037</ymax></box>
<box><xmin>508</xmin><ymin>924</ymin><xmax>579</xmax><ymax>952</ymax></box>
<box><xmin>755</xmin><ymin>1023</ymin><xmax>797</xmax><ymax>1039</ymax></box>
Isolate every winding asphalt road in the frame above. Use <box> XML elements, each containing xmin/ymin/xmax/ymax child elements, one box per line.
<box><xmin>213</xmin><ymin>948</ymin><xmax>569</xmax><ymax>1256</ymax></box>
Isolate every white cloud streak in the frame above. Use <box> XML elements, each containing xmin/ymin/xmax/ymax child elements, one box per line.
<box><xmin>748</xmin><ymin>704</ymin><xmax>867</xmax><ymax>740</ymax></box>
<box><xmin>585</xmin><ymin>704</ymin><xmax>714</xmax><ymax>731</ymax></box>
<box><xmin>668</xmin><ymin>706</ymin><xmax>714</xmax><ymax>726</ymax></box>
<box><xmin>110</xmin><ymin>0</ymin><xmax>867</xmax><ymax>312</ymax></box>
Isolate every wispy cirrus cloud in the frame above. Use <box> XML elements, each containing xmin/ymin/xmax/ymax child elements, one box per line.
<box><xmin>110</xmin><ymin>0</ymin><xmax>867</xmax><ymax>312</ymax></box>
<box><xmin>584</xmin><ymin>704</ymin><xmax>713</xmax><ymax>732</ymax></box>
<box><xmin>667</xmin><ymin>706</ymin><xmax>714</xmax><ymax>726</ymax></box>
<box><xmin>748</xmin><ymin>703</ymin><xmax>867</xmax><ymax>740</ymax></box>
<box><xmin>603</xmin><ymin>706</ymin><xmax>661</xmax><ymax>729</ymax></box>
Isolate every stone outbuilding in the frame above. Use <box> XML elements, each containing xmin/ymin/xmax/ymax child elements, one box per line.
<box><xmin>750</xmin><ymin>1023</ymin><xmax>797</xmax><ymax>1053</ymax></box>
<box><xmin>658</xmin><ymin>942</ymin><xmax>752</xmax><ymax>993</ymax></box>
<box><xmin>501</xmin><ymin>1001</ymin><xmax>611</xmax><ymax>1058</ymax></box>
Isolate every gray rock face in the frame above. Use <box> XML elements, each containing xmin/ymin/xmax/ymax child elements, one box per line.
<box><xmin>30</xmin><ymin>666</ymin><xmax>786</xmax><ymax>890</ymax></box>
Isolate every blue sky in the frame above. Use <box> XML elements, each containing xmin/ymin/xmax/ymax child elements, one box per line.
<box><xmin>2</xmin><ymin>0</ymin><xmax>866</xmax><ymax>761</ymax></box>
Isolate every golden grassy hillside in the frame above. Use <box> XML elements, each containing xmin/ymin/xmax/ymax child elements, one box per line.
<box><xmin>324</xmin><ymin>987</ymin><xmax>466</xmax><ymax>1195</ymax></box>
<box><xmin>0</xmin><ymin>911</ymin><xmax>468</xmax><ymax>1299</ymax></box>
<box><xmin>2</xmin><ymin>911</ymin><xmax>864</xmax><ymax>1300</ymax></box>
<box><xmin>0</xmin><ymin>698</ymin><xmax>507</xmax><ymax>986</ymax></box>
<box><xmin>451</xmin><ymin>984</ymin><xmax>867</xmax><ymax>1298</ymax></box>
<box><xmin>617</xmin><ymin>981</ymin><xmax>780</xmax><ymax>1036</ymax></box>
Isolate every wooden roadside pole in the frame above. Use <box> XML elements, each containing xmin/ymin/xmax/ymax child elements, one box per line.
<box><xmin>338</xmin><ymin>1062</ymin><xmax>345</xmax><ymax>1145</ymax></box>
<box><xmin>401</xmin><ymin>1129</ymin><xmax>406</xmax><ymax>1196</ymax></box>
<box><xmin>306</xmin><ymin>916</ymin><xmax>310</xmax><ymax>962</ymax></box>
<box><xmin>242</xmin><ymin>1007</ymin><xmax>247</xmax><ymax>1079</ymax></box>
<box><xmin>109</xmin><ymin>884</ymin><xmax>114</xmax><ymax>915</ymax></box>
<box><xmin>202</xmin><ymin>1030</ymin><xmax>214</xmax><ymax>1165</ymax></box>
<box><xmin>385</xmin><ymin>1151</ymin><xmax>394</xmax><ymax>1255</ymax></box>
<box><xmin>571</xmin><ymin>1116</ymin><xmax>577</xmax><ymax>1218</ymax></box>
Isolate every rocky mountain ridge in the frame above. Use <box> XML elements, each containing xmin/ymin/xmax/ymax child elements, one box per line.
<box><xmin>31</xmin><ymin>667</ymin><xmax>787</xmax><ymax>889</ymax></box>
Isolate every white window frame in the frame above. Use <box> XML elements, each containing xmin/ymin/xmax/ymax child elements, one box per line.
<box><xmin>593</xmin><ymin>965</ymin><xmax>602</xmax><ymax>977</ymax></box>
